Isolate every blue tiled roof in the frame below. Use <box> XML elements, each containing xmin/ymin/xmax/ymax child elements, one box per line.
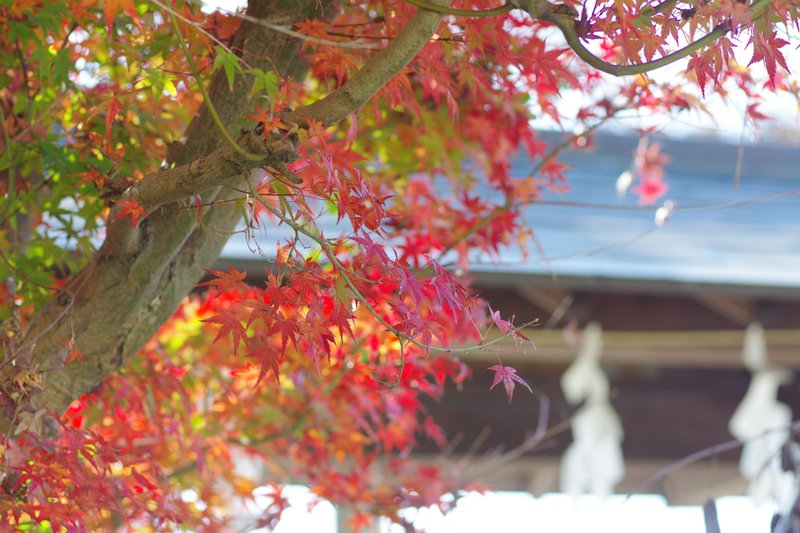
<box><xmin>221</xmin><ymin>132</ymin><xmax>800</xmax><ymax>289</ymax></box>
<box><xmin>485</xmin><ymin>132</ymin><xmax>800</xmax><ymax>288</ymax></box>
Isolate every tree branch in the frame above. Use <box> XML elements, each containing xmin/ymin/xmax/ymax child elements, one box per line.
<box><xmin>558</xmin><ymin>18</ymin><xmax>730</xmax><ymax>77</ymax></box>
<box><xmin>132</xmin><ymin>0</ymin><xmax>452</xmax><ymax>209</ymax></box>
<box><xmin>516</xmin><ymin>0</ymin><xmax>771</xmax><ymax>77</ymax></box>
<box><xmin>132</xmin><ymin>0</ymin><xmax>451</xmax><ymax>210</ymax></box>
<box><xmin>130</xmin><ymin>128</ymin><xmax>297</xmax><ymax>209</ymax></box>
<box><xmin>636</xmin><ymin>0</ymin><xmax>680</xmax><ymax>23</ymax></box>
<box><xmin>167</xmin><ymin>10</ymin><xmax>266</xmax><ymax>163</ymax></box>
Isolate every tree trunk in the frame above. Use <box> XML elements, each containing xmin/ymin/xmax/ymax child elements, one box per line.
<box><xmin>17</xmin><ymin>0</ymin><xmax>328</xmax><ymax>419</ymax></box>
<box><xmin>11</xmin><ymin>0</ymin><xmax>448</xmax><ymax>429</ymax></box>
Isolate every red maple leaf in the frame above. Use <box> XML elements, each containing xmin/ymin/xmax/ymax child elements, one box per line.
<box><xmin>103</xmin><ymin>0</ymin><xmax>140</xmax><ymax>35</ymax></box>
<box><xmin>105</xmin><ymin>96</ymin><xmax>122</xmax><ymax>152</ymax></box>
<box><xmin>346</xmin><ymin>511</ymin><xmax>375</xmax><ymax>532</ymax></box>
<box><xmin>245</xmin><ymin>104</ymin><xmax>285</xmax><ymax>134</ymax></box>
<box><xmin>489</xmin><ymin>364</ymin><xmax>532</xmax><ymax>404</ymax></box>
<box><xmin>749</xmin><ymin>31</ymin><xmax>790</xmax><ymax>87</ymax></box>
<box><xmin>489</xmin><ymin>306</ymin><xmax>513</xmax><ymax>334</ymax></box>
<box><xmin>746</xmin><ymin>102</ymin><xmax>771</xmax><ymax>121</ymax></box>
<box><xmin>489</xmin><ymin>307</ymin><xmax>533</xmax><ymax>343</ymax></box>
<box><xmin>198</xmin><ymin>266</ymin><xmax>247</xmax><ymax>291</ymax></box>
<box><xmin>246</xmin><ymin>338</ymin><xmax>282</xmax><ymax>385</ymax></box>
<box><xmin>113</xmin><ymin>198</ymin><xmax>145</xmax><ymax>228</ymax></box>
<box><xmin>202</xmin><ymin>311</ymin><xmax>248</xmax><ymax>356</ymax></box>
<box><xmin>255</xmin><ymin>483</ymin><xmax>290</xmax><ymax>529</ymax></box>
<box><xmin>76</xmin><ymin>168</ymin><xmax>106</xmax><ymax>190</ymax></box>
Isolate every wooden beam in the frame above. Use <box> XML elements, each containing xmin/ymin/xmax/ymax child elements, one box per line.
<box><xmin>422</xmin><ymin>365</ymin><xmax>798</xmax><ymax>477</ymax></box>
<box><xmin>691</xmin><ymin>290</ymin><xmax>754</xmax><ymax>327</ymax></box>
<box><xmin>461</xmin><ymin>329</ymin><xmax>800</xmax><ymax>369</ymax></box>
<box><xmin>516</xmin><ymin>286</ymin><xmax>574</xmax><ymax>328</ymax></box>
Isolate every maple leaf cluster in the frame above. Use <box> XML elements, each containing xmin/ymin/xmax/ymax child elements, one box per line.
<box><xmin>1</xmin><ymin>290</ymin><xmax>478</xmax><ymax>530</ymax></box>
<box><xmin>0</xmin><ymin>0</ymin><xmax>798</xmax><ymax>530</ymax></box>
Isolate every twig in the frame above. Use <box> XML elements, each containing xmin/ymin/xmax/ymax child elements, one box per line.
<box><xmin>0</xmin><ymin>251</ymin><xmax>60</xmax><ymax>292</ymax></box>
<box><xmin>626</xmin><ymin>420</ymin><xmax>800</xmax><ymax>500</ymax></box>
<box><xmin>290</xmin><ymin>0</ymin><xmax>450</xmax><ymax>127</ymax></box>
<box><xmin>438</xmin><ymin>114</ymin><xmax>615</xmax><ymax>260</ymax></box>
<box><xmin>150</xmin><ymin>0</ymin><xmax>243</xmax><ymax>62</ymax></box>
<box><xmin>0</xmin><ymin>104</ymin><xmax>15</xmax><ymax>222</ymax></box>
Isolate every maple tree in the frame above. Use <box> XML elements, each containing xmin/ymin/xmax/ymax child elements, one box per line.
<box><xmin>0</xmin><ymin>0</ymin><xmax>797</xmax><ymax>529</ymax></box>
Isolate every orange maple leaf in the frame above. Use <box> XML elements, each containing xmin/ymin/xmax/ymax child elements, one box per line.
<box><xmin>103</xmin><ymin>0</ymin><xmax>140</xmax><ymax>34</ymax></box>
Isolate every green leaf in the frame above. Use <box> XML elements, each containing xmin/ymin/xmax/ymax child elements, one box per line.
<box><xmin>334</xmin><ymin>276</ymin><xmax>357</xmax><ymax>307</ymax></box>
<box><xmin>92</xmin><ymin>156</ymin><xmax>115</xmax><ymax>174</ymax></box>
<box><xmin>632</xmin><ymin>11</ymin><xmax>652</xmax><ymax>29</ymax></box>
<box><xmin>249</xmin><ymin>67</ymin><xmax>280</xmax><ymax>98</ymax></box>
<box><xmin>146</xmin><ymin>68</ymin><xmax>177</xmax><ymax>97</ymax></box>
<box><xmin>270</xmin><ymin>179</ymin><xmax>293</xmax><ymax>215</ymax></box>
<box><xmin>53</xmin><ymin>47</ymin><xmax>73</xmax><ymax>86</ymax></box>
<box><xmin>7</xmin><ymin>22</ymin><xmax>36</xmax><ymax>43</ymax></box>
<box><xmin>212</xmin><ymin>46</ymin><xmax>242</xmax><ymax>91</ymax></box>
<box><xmin>29</xmin><ymin>2</ymin><xmax>68</xmax><ymax>34</ymax></box>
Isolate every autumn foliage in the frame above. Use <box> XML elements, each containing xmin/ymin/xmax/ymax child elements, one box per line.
<box><xmin>0</xmin><ymin>0</ymin><xmax>797</xmax><ymax>530</ymax></box>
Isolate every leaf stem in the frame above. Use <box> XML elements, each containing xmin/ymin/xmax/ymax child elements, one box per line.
<box><xmin>634</xmin><ymin>0</ymin><xmax>679</xmax><ymax>25</ymax></box>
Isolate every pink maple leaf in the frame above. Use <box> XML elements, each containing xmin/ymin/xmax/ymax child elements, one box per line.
<box><xmin>749</xmin><ymin>31</ymin><xmax>789</xmax><ymax>88</ymax></box>
<box><xmin>489</xmin><ymin>364</ymin><xmax>532</xmax><ymax>404</ymax></box>
<box><xmin>633</xmin><ymin>177</ymin><xmax>668</xmax><ymax>205</ymax></box>
<box><xmin>489</xmin><ymin>306</ymin><xmax>513</xmax><ymax>333</ymax></box>
<box><xmin>489</xmin><ymin>307</ymin><xmax>533</xmax><ymax>344</ymax></box>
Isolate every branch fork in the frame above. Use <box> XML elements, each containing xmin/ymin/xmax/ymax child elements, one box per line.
<box><xmin>120</xmin><ymin>126</ymin><xmax>299</xmax><ymax>214</ymax></box>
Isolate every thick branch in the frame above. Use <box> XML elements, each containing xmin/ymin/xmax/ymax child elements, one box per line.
<box><xmin>134</xmin><ymin>0</ymin><xmax>450</xmax><ymax>210</ymax></box>
<box><xmin>132</xmin><ymin>128</ymin><xmax>297</xmax><ymax>209</ymax></box>
<box><xmin>557</xmin><ymin>17</ymin><xmax>730</xmax><ymax>77</ymax></box>
<box><xmin>134</xmin><ymin>0</ymin><xmax>450</xmax><ymax>209</ymax></box>
<box><xmin>513</xmin><ymin>0</ymin><xmax>771</xmax><ymax>77</ymax></box>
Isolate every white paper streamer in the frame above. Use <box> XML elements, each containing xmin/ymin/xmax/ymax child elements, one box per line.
<box><xmin>729</xmin><ymin>323</ymin><xmax>797</xmax><ymax>511</ymax></box>
<box><xmin>560</xmin><ymin>323</ymin><xmax>625</xmax><ymax>498</ymax></box>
